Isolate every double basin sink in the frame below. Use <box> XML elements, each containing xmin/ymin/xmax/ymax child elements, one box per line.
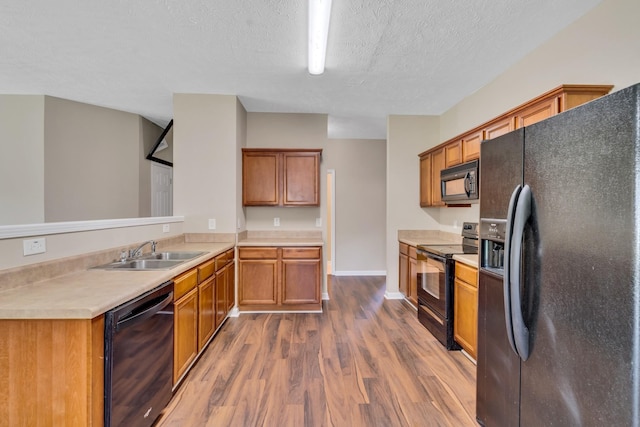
<box><xmin>95</xmin><ymin>251</ymin><xmax>206</xmax><ymax>271</ymax></box>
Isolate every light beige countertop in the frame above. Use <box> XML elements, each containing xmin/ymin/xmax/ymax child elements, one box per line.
<box><xmin>398</xmin><ymin>229</ymin><xmax>463</xmax><ymax>247</ymax></box>
<box><xmin>237</xmin><ymin>237</ymin><xmax>324</xmax><ymax>247</ymax></box>
<box><xmin>0</xmin><ymin>242</ymin><xmax>233</xmax><ymax>320</ymax></box>
<box><xmin>237</xmin><ymin>230</ymin><xmax>324</xmax><ymax>247</ymax></box>
<box><xmin>453</xmin><ymin>254</ymin><xmax>479</xmax><ymax>268</ymax></box>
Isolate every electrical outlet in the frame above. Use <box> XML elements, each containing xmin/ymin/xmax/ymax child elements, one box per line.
<box><xmin>208</xmin><ymin>218</ymin><xmax>216</xmax><ymax>230</ymax></box>
<box><xmin>237</xmin><ymin>217</ymin><xmax>241</xmax><ymax>229</ymax></box>
<box><xmin>23</xmin><ymin>238</ymin><xmax>46</xmax><ymax>256</ymax></box>
<box><xmin>162</xmin><ymin>224</ymin><xmax>170</xmax><ymax>233</ymax></box>
<box><xmin>315</xmin><ymin>217</ymin><xmax>322</xmax><ymax>227</ymax></box>
<box><xmin>274</xmin><ymin>217</ymin><xmax>280</xmax><ymax>227</ymax></box>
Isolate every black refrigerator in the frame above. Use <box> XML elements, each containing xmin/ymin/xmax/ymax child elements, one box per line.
<box><xmin>476</xmin><ymin>82</ymin><xmax>640</xmax><ymax>426</ymax></box>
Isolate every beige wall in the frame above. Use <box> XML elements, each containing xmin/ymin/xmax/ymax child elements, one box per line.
<box><xmin>139</xmin><ymin>117</ymin><xmax>165</xmax><ymax>217</ymax></box>
<box><xmin>236</xmin><ymin>99</ymin><xmax>247</xmax><ymax>232</ymax></box>
<box><xmin>436</xmin><ymin>0</ymin><xmax>639</xmax><ymax>234</ymax></box>
<box><xmin>386</xmin><ymin>115</ymin><xmax>440</xmax><ymax>294</ymax></box>
<box><xmin>323</xmin><ymin>138</ymin><xmax>386</xmax><ymax>273</ymax></box>
<box><xmin>0</xmin><ymin>95</ymin><xmax>45</xmax><ymax>225</ymax></box>
<box><xmin>173</xmin><ymin>94</ymin><xmax>241</xmax><ymax>233</ymax></box>
<box><xmin>440</xmin><ymin>0</ymin><xmax>640</xmax><ymax>142</ymax></box>
<box><xmin>44</xmin><ymin>96</ymin><xmax>141</xmax><ymax>222</ymax></box>
<box><xmin>0</xmin><ymin>221</ymin><xmax>184</xmax><ymax>270</ymax></box>
<box><xmin>244</xmin><ymin>113</ymin><xmax>326</xmax><ymax>231</ymax></box>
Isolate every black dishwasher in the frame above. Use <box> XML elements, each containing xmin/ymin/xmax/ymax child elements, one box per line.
<box><xmin>104</xmin><ymin>281</ymin><xmax>174</xmax><ymax>427</ymax></box>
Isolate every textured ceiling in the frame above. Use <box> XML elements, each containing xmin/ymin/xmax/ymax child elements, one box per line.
<box><xmin>0</xmin><ymin>0</ymin><xmax>602</xmax><ymax>139</ymax></box>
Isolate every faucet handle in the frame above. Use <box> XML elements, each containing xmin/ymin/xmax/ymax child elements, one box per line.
<box><xmin>120</xmin><ymin>250</ymin><xmax>128</xmax><ymax>262</ymax></box>
<box><xmin>151</xmin><ymin>241</ymin><xmax>157</xmax><ymax>254</ymax></box>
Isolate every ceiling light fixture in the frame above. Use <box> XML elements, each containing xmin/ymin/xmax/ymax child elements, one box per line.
<box><xmin>308</xmin><ymin>0</ymin><xmax>332</xmax><ymax>75</ymax></box>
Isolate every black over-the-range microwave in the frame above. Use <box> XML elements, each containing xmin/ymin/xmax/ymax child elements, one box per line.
<box><xmin>440</xmin><ymin>159</ymin><xmax>479</xmax><ymax>204</ymax></box>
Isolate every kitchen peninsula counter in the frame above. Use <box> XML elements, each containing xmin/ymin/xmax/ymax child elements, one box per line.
<box><xmin>0</xmin><ymin>242</ymin><xmax>234</xmax><ymax>320</ymax></box>
<box><xmin>398</xmin><ymin>229</ymin><xmax>463</xmax><ymax>247</ymax></box>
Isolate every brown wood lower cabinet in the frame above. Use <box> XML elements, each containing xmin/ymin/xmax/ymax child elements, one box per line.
<box><xmin>173</xmin><ymin>248</ymin><xmax>236</xmax><ymax>386</ymax></box>
<box><xmin>238</xmin><ymin>246</ymin><xmax>322</xmax><ymax>311</ymax></box>
<box><xmin>454</xmin><ymin>262</ymin><xmax>478</xmax><ymax>359</ymax></box>
<box><xmin>399</xmin><ymin>242</ymin><xmax>418</xmax><ymax>307</ymax></box>
<box><xmin>0</xmin><ymin>316</ymin><xmax>104</xmax><ymax>426</ymax></box>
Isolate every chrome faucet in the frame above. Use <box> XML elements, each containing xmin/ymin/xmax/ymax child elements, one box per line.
<box><xmin>129</xmin><ymin>240</ymin><xmax>157</xmax><ymax>258</ymax></box>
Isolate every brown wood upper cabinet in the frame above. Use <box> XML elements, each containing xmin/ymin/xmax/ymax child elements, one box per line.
<box><xmin>242</xmin><ymin>149</ymin><xmax>322</xmax><ymax>206</ymax></box>
<box><xmin>418</xmin><ymin>84</ymin><xmax>612</xmax><ymax>207</ymax></box>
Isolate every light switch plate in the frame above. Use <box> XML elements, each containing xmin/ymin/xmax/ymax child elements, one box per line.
<box><xmin>315</xmin><ymin>217</ymin><xmax>322</xmax><ymax>227</ymax></box>
<box><xmin>208</xmin><ymin>218</ymin><xmax>216</xmax><ymax>230</ymax></box>
<box><xmin>23</xmin><ymin>238</ymin><xmax>46</xmax><ymax>256</ymax></box>
<box><xmin>162</xmin><ymin>224</ymin><xmax>170</xmax><ymax>233</ymax></box>
<box><xmin>274</xmin><ymin>217</ymin><xmax>280</xmax><ymax>227</ymax></box>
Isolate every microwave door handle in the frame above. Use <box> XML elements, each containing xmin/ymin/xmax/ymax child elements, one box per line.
<box><xmin>510</xmin><ymin>184</ymin><xmax>532</xmax><ymax>361</ymax></box>
<box><xmin>463</xmin><ymin>172</ymin><xmax>471</xmax><ymax>197</ymax></box>
<box><xmin>504</xmin><ymin>185</ymin><xmax>521</xmax><ymax>357</ymax></box>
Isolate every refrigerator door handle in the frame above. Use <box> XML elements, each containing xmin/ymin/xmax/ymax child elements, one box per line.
<box><xmin>510</xmin><ymin>184</ymin><xmax>532</xmax><ymax>361</ymax></box>
<box><xmin>504</xmin><ymin>184</ymin><xmax>522</xmax><ymax>357</ymax></box>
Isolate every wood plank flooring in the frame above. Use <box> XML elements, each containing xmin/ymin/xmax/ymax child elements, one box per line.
<box><xmin>155</xmin><ymin>276</ymin><xmax>477</xmax><ymax>427</ymax></box>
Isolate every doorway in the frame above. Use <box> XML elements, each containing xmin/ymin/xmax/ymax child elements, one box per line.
<box><xmin>151</xmin><ymin>163</ymin><xmax>173</xmax><ymax>216</ymax></box>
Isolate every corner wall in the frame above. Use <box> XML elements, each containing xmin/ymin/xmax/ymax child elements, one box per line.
<box><xmin>386</xmin><ymin>115</ymin><xmax>440</xmax><ymax>294</ymax></box>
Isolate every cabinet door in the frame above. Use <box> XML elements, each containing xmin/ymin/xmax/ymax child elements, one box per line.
<box><xmin>485</xmin><ymin>116</ymin><xmax>514</xmax><ymax>140</ymax></box>
<box><xmin>431</xmin><ymin>148</ymin><xmax>446</xmax><ymax>207</ymax></box>
<box><xmin>215</xmin><ymin>264</ymin><xmax>228</xmax><ymax>327</ymax></box>
<box><xmin>174</xmin><ymin>287</ymin><xmax>199</xmax><ymax>384</ymax></box>
<box><xmin>399</xmin><ymin>250</ymin><xmax>409</xmax><ymax>297</ymax></box>
<box><xmin>238</xmin><ymin>259</ymin><xmax>278</xmax><ymax>305</ymax></box>
<box><xmin>408</xmin><ymin>250</ymin><xmax>418</xmax><ymax>307</ymax></box>
<box><xmin>242</xmin><ymin>151</ymin><xmax>279</xmax><ymax>205</ymax></box>
<box><xmin>282</xmin><ymin>259</ymin><xmax>321</xmax><ymax>304</ymax></box>
<box><xmin>226</xmin><ymin>261</ymin><xmax>236</xmax><ymax>312</ymax></box>
<box><xmin>454</xmin><ymin>278</ymin><xmax>478</xmax><ymax>359</ymax></box>
<box><xmin>462</xmin><ymin>130</ymin><xmax>483</xmax><ymax>162</ymax></box>
<box><xmin>445</xmin><ymin>141</ymin><xmax>463</xmax><ymax>167</ymax></box>
<box><xmin>419</xmin><ymin>154</ymin><xmax>432</xmax><ymax>207</ymax></box>
<box><xmin>283</xmin><ymin>152</ymin><xmax>320</xmax><ymax>206</ymax></box>
<box><xmin>515</xmin><ymin>97</ymin><xmax>559</xmax><ymax>128</ymax></box>
<box><xmin>197</xmin><ymin>276</ymin><xmax>215</xmax><ymax>351</ymax></box>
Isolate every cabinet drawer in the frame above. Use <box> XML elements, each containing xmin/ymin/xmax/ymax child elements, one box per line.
<box><xmin>455</xmin><ymin>262</ymin><xmax>478</xmax><ymax>287</ymax></box>
<box><xmin>282</xmin><ymin>247</ymin><xmax>321</xmax><ymax>259</ymax></box>
<box><xmin>174</xmin><ymin>268</ymin><xmax>198</xmax><ymax>300</ymax></box>
<box><xmin>399</xmin><ymin>242</ymin><xmax>409</xmax><ymax>256</ymax></box>
<box><xmin>198</xmin><ymin>259</ymin><xmax>215</xmax><ymax>283</ymax></box>
<box><xmin>215</xmin><ymin>249</ymin><xmax>234</xmax><ymax>270</ymax></box>
<box><xmin>238</xmin><ymin>247</ymin><xmax>278</xmax><ymax>259</ymax></box>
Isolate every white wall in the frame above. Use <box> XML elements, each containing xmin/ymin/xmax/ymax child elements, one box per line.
<box><xmin>173</xmin><ymin>94</ymin><xmax>240</xmax><ymax>233</ymax></box>
<box><xmin>0</xmin><ymin>95</ymin><xmax>45</xmax><ymax>225</ymax></box>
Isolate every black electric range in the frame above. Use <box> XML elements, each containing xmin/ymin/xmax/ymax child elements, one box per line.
<box><xmin>415</xmin><ymin>222</ymin><xmax>478</xmax><ymax>350</ymax></box>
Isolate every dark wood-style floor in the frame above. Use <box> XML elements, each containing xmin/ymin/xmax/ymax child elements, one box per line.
<box><xmin>156</xmin><ymin>276</ymin><xmax>477</xmax><ymax>427</ymax></box>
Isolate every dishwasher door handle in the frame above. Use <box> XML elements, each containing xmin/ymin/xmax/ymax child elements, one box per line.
<box><xmin>116</xmin><ymin>292</ymin><xmax>173</xmax><ymax>331</ymax></box>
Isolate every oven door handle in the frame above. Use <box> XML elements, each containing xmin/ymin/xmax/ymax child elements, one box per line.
<box><xmin>509</xmin><ymin>184</ymin><xmax>532</xmax><ymax>361</ymax></box>
<box><xmin>504</xmin><ymin>185</ymin><xmax>521</xmax><ymax>357</ymax></box>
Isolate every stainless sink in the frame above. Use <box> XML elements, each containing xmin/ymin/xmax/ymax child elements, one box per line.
<box><xmin>100</xmin><ymin>259</ymin><xmax>185</xmax><ymax>270</ymax></box>
<box><xmin>140</xmin><ymin>251</ymin><xmax>206</xmax><ymax>261</ymax></box>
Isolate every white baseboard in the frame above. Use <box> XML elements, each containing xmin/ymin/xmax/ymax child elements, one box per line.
<box><xmin>322</xmin><ymin>292</ymin><xmax>330</xmax><ymax>300</ymax></box>
<box><xmin>332</xmin><ymin>270</ymin><xmax>386</xmax><ymax>276</ymax></box>
<box><xmin>228</xmin><ymin>307</ymin><xmax>240</xmax><ymax>317</ymax></box>
<box><xmin>384</xmin><ymin>291</ymin><xmax>405</xmax><ymax>300</ymax></box>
